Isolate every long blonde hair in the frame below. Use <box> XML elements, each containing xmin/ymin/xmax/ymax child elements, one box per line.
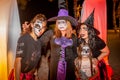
<box><xmin>54</xmin><ymin>20</ymin><xmax>73</xmax><ymax>38</ymax></box>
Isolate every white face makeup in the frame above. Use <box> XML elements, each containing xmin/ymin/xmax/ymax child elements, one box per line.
<box><xmin>57</xmin><ymin>20</ymin><xmax>67</xmax><ymax>30</ymax></box>
<box><xmin>34</xmin><ymin>20</ymin><xmax>43</xmax><ymax>29</ymax></box>
<box><xmin>33</xmin><ymin>20</ymin><xmax>43</xmax><ymax>36</ymax></box>
<box><xmin>81</xmin><ymin>45</ymin><xmax>90</xmax><ymax>57</ymax></box>
<box><xmin>34</xmin><ymin>27</ymin><xmax>40</xmax><ymax>37</ymax></box>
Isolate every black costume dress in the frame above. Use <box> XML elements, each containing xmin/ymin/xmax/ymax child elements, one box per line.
<box><xmin>39</xmin><ymin>29</ymin><xmax>78</xmax><ymax>80</ymax></box>
<box><xmin>90</xmin><ymin>36</ymin><xmax>109</xmax><ymax>80</ymax></box>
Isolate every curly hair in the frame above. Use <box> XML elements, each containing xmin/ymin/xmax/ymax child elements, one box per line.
<box><xmin>77</xmin><ymin>23</ymin><xmax>100</xmax><ymax>50</ymax></box>
<box><xmin>21</xmin><ymin>14</ymin><xmax>47</xmax><ymax>35</ymax></box>
<box><xmin>30</xmin><ymin>14</ymin><xmax>47</xmax><ymax>24</ymax></box>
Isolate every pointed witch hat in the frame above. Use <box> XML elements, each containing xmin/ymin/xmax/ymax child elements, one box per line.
<box><xmin>83</xmin><ymin>10</ymin><xmax>100</xmax><ymax>35</ymax></box>
<box><xmin>84</xmin><ymin>10</ymin><xmax>94</xmax><ymax>27</ymax></box>
<box><xmin>48</xmin><ymin>0</ymin><xmax>78</xmax><ymax>26</ymax></box>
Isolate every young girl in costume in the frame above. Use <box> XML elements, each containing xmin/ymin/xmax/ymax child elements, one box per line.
<box><xmin>74</xmin><ymin>43</ymin><xmax>99</xmax><ymax>80</ymax></box>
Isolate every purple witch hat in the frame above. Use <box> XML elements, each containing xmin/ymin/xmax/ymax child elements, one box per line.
<box><xmin>48</xmin><ymin>0</ymin><xmax>78</xmax><ymax>26</ymax></box>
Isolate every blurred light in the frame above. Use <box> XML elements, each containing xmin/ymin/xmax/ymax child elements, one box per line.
<box><xmin>48</xmin><ymin>0</ymin><xmax>54</xmax><ymax>2</ymax></box>
<box><xmin>17</xmin><ymin>0</ymin><xmax>28</xmax><ymax>10</ymax></box>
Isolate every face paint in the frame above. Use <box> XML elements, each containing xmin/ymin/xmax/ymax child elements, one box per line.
<box><xmin>57</xmin><ymin>20</ymin><xmax>67</xmax><ymax>30</ymax></box>
<box><xmin>34</xmin><ymin>26</ymin><xmax>41</xmax><ymax>37</ymax></box>
<box><xmin>81</xmin><ymin>44</ymin><xmax>90</xmax><ymax>57</ymax></box>
<box><xmin>34</xmin><ymin>20</ymin><xmax>43</xmax><ymax>29</ymax></box>
<box><xmin>33</xmin><ymin>20</ymin><xmax>43</xmax><ymax>36</ymax></box>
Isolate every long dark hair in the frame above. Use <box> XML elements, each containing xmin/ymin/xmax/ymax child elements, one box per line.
<box><xmin>77</xmin><ymin>23</ymin><xmax>99</xmax><ymax>50</ymax></box>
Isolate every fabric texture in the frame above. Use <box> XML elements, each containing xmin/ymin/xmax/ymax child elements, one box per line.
<box><xmin>16</xmin><ymin>33</ymin><xmax>41</xmax><ymax>73</ymax></box>
<box><xmin>50</xmin><ymin>34</ymin><xmax>77</xmax><ymax>80</ymax></box>
<box><xmin>8</xmin><ymin>69</ymin><xmax>14</xmax><ymax>80</ymax></box>
<box><xmin>40</xmin><ymin>30</ymin><xmax>77</xmax><ymax>80</ymax></box>
<box><xmin>8</xmin><ymin>69</ymin><xmax>35</xmax><ymax>80</ymax></box>
<box><xmin>91</xmin><ymin>36</ymin><xmax>109</xmax><ymax>80</ymax></box>
<box><xmin>55</xmin><ymin>37</ymin><xmax>73</xmax><ymax>80</ymax></box>
<box><xmin>91</xmin><ymin>36</ymin><xmax>106</xmax><ymax>58</ymax></box>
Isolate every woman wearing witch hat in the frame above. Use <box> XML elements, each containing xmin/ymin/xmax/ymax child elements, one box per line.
<box><xmin>76</xmin><ymin>10</ymin><xmax>110</xmax><ymax>80</ymax></box>
<box><xmin>80</xmin><ymin>0</ymin><xmax>113</xmax><ymax>79</ymax></box>
<box><xmin>47</xmin><ymin>0</ymin><xmax>78</xmax><ymax>80</ymax></box>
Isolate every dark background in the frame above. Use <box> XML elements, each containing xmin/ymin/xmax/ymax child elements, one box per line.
<box><xmin>18</xmin><ymin>0</ymin><xmax>114</xmax><ymax>29</ymax></box>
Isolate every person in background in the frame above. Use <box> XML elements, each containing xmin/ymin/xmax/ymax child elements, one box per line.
<box><xmin>14</xmin><ymin>14</ymin><xmax>46</xmax><ymax>80</ymax></box>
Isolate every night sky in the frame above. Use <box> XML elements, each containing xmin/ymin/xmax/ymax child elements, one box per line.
<box><xmin>18</xmin><ymin>0</ymin><xmax>58</xmax><ymax>24</ymax></box>
<box><xmin>18</xmin><ymin>0</ymin><xmax>114</xmax><ymax>29</ymax></box>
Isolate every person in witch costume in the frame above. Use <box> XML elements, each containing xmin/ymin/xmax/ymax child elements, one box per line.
<box><xmin>80</xmin><ymin>0</ymin><xmax>113</xmax><ymax>79</ymax></box>
<box><xmin>47</xmin><ymin>0</ymin><xmax>78</xmax><ymax>80</ymax></box>
<box><xmin>76</xmin><ymin>10</ymin><xmax>110</xmax><ymax>80</ymax></box>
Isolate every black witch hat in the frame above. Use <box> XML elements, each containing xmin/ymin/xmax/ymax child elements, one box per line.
<box><xmin>84</xmin><ymin>10</ymin><xmax>94</xmax><ymax>27</ymax></box>
<box><xmin>48</xmin><ymin>0</ymin><xmax>78</xmax><ymax>26</ymax></box>
<box><xmin>83</xmin><ymin>10</ymin><xmax>100</xmax><ymax>35</ymax></box>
